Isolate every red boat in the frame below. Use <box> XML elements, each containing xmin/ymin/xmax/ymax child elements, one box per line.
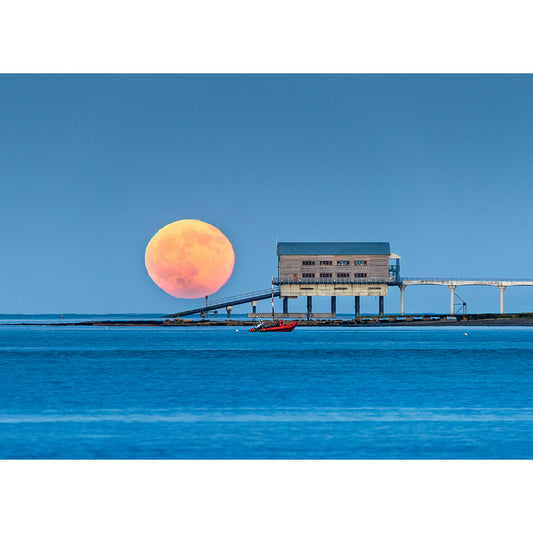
<box><xmin>249</xmin><ymin>319</ymin><xmax>298</xmax><ymax>332</ymax></box>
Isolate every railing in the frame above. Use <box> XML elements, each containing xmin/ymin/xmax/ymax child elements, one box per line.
<box><xmin>273</xmin><ymin>277</ymin><xmax>392</xmax><ymax>285</ymax></box>
<box><xmin>163</xmin><ymin>287</ymin><xmax>281</xmax><ymax>318</ymax></box>
<box><xmin>400</xmin><ymin>277</ymin><xmax>533</xmax><ymax>282</ymax></box>
<box><xmin>196</xmin><ymin>288</ymin><xmax>276</xmax><ymax>307</ymax></box>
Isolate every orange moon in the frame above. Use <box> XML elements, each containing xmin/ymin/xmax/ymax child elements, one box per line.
<box><xmin>145</xmin><ymin>219</ymin><xmax>235</xmax><ymax>299</ymax></box>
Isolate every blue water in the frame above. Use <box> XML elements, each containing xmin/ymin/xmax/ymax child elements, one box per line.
<box><xmin>1</xmin><ymin>324</ymin><xmax>532</xmax><ymax>459</ymax></box>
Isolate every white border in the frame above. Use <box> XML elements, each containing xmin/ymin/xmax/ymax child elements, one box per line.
<box><xmin>1</xmin><ymin>461</ymin><xmax>531</xmax><ymax>532</ymax></box>
<box><xmin>1</xmin><ymin>1</ymin><xmax>532</xmax><ymax>73</ymax></box>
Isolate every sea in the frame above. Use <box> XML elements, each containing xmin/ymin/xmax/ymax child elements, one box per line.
<box><xmin>1</xmin><ymin>314</ymin><xmax>532</xmax><ymax>459</ymax></box>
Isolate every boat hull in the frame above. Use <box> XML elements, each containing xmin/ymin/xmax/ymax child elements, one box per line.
<box><xmin>249</xmin><ymin>321</ymin><xmax>298</xmax><ymax>332</ymax></box>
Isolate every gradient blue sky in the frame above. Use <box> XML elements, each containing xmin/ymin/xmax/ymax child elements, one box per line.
<box><xmin>1</xmin><ymin>74</ymin><xmax>532</xmax><ymax>315</ymax></box>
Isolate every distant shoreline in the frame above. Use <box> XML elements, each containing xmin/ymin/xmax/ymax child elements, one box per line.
<box><xmin>6</xmin><ymin>315</ymin><xmax>533</xmax><ymax>327</ymax></box>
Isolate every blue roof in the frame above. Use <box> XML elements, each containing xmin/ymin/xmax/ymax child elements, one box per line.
<box><xmin>277</xmin><ymin>242</ymin><xmax>390</xmax><ymax>256</ymax></box>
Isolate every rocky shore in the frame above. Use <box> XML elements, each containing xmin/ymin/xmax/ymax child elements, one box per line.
<box><xmin>14</xmin><ymin>312</ymin><xmax>533</xmax><ymax>327</ymax></box>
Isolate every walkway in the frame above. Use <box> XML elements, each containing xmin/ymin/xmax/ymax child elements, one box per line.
<box><xmin>163</xmin><ymin>288</ymin><xmax>280</xmax><ymax>318</ymax></box>
<box><xmin>398</xmin><ymin>278</ymin><xmax>533</xmax><ymax>315</ymax></box>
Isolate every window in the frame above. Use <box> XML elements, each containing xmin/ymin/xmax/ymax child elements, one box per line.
<box><xmin>319</xmin><ymin>260</ymin><xmax>332</xmax><ymax>265</ymax></box>
<box><xmin>320</xmin><ymin>272</ymin><xmax>332</xmax><ymax>278</ymax></box>
<box><xmin>302</xmin><ymin>273</ymin><xmax>315</xmax><ymax>278</ymax></box>
<box><xmin>302</xmin><ymin>260</ymin><xmax>315</xmax><ymax>266</ymax></box>
<box><xmin>354</xmin><ymin>272</ymin><xmax>367</xmax><ymax>278</ymax></box>
<box><xmin>336</xmin><ymin>272</ymin><xmax>350</xmax><ymax>278</ymax></box>
<box><xmin>354</xmin><ymin>260</ymin><xmax>367</xmax><ymax>266</ymax></box>
<box><xmin>337</xmin><ymin>260</ymin><xmax>349</xmax><ymax>266</ymax></box>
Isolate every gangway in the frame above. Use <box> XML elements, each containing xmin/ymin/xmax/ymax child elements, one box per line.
<box><xmin>163</xmin><ymin>288</ymin><xmax>280</xmax><ymax>318</ymax></box>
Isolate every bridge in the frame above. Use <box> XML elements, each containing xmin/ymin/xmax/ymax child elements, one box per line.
<box><xmin>163</xmin><ymin>288</ymin><xmax>280</xmax><ymax>318</ymax></box>
<box><xmin>399</xmin><ymin>278</ymin><xmax>533</xmax><ymax>315</ymax></box>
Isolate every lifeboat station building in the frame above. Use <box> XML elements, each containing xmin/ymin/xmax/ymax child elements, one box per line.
<box><xmin>274</xmin><ymin>242</ymin><xmax>401</xmax><ymax>317</ymax></box>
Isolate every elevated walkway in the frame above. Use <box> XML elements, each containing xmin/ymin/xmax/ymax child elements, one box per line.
<box><xmin>163</xmin><ymin>288</ymin><xmax>280</xmax><ymax>318</ymax></box>
<box><xmin>398</xmin><ymin>277</ymin><xmax>533</xmax><ymax>315</ymax></box>
<box><xmin>400</xmin><ymin>277</ymin><xmax>533</xmax><ymax>287</ymax></box>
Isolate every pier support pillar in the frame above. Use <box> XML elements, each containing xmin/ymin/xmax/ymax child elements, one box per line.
<box><xmin>449</xmin><ymin>285</ymin><xmax>456</xmax><ymax>315</ymax></box>
<box><xmin>252</xmin><ymin>300</ymin><xmax>257</xmax><ymax>314</ymax></box>
<box><xmin>379</xmin><ymin>296</ymin><xmax>384</xmax><ymax>316</ymax></box>
<box><xmin>283</xmin><ymin>297</ymin><xmax>288</xmax><ymax>315</ymax></box>
<box><xmin>499</xmin><ymin>286</ymin><xmax>506</xmax><ymax>315</ymax></box>
<box><xmin>331</xmin><ymin>296</ymin><xmax>336</xmax><ymax>317</ymax></box>
<box><xmin>307</xmin><ymin>296</ymin><xmax>312</xmax><ymax>320</ymax></box>
<box><xmin>226</xmin><ymin>306</ymin><xmax>231</xmax><ymax>319</ymax></box>
<box><xmin>400</xmin><ymin>285</ymin><xmax>405</xmax><ymax>316</ymax></box>
<box><xmin>354</xmin><ymin>296</ymin><xmax>360</xmax><ymax>318</ymax></box>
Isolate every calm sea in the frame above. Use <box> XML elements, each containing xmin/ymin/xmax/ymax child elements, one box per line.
<box><xmin>1</xmin><ymin>319</ymin><xmax>532</xmax><ymax>459</ymax></box>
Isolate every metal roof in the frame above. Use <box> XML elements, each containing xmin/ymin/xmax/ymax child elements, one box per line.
<box><xmin>277</xmin><ymin>242</ymin><xmax>390</xmax><ymax>256</ymax></box>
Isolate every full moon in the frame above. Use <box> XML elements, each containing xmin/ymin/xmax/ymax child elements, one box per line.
<box><xmin>145</xmin><ymin>219</ymin><xmax>235</xmax><ymax>299</ymax></box>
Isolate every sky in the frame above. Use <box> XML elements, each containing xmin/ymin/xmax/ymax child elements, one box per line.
<box><xmin>1</xmin><ymin>74</ymin><xmax>532</xmax><ymax>315</ymax></box>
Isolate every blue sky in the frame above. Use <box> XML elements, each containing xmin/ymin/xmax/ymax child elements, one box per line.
<box><xmin>1</xmin><ymin>74</ymin><xmax>532</xmax><ymax>314</ymax></box>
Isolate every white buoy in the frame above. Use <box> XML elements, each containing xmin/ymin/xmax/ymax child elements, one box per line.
<box><xmin>464</xmin><ymin>332</ymin><xmax>468</xmax><ymax>335</ymax></box>
<box><xmin>235</xmin><ymin>329</ymin><xmax>239</xmax><ymax>332</ymax></box>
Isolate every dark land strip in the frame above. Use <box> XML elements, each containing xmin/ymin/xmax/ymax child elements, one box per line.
<box><xmin>6</xmin><ymin>313</ymin><xmax>533</xmax><ymax>327</ymax></box>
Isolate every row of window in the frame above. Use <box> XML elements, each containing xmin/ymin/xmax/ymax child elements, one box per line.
<box><xmin>301</xmin><ymin>272</ymin><xmax>368</xmax><ymax>278</ymax></box>
<box><xmin>301</xmin><ymin>260</ymin><xmax>368</xmax><ymax>266</ymax></box>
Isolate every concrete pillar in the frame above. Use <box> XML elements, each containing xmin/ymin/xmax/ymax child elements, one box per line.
<box><xmin>252</xmin><ymin>300</ymin><xmax>257</xmax><ymax>314</ymax></box>
<box><xmin>499</xmin><ymin>286</ymin><xmax>506</xmax><ymax>315</ymax></box>
<box><xmin>449</xmin><ymin>285</ymin><xmax>456</xmax><ymax>315</ymax></box>
<box><xmin>226</xmin><ymin>306</ymin><xmax>231</xmax><ymax>318</ymax></box>
<box><xmin>331</xmin><ymin>296</ymin><xmax>336</xmax><ymax>317</ymax></box>
<box><xmin>379</xmin><ymin>296</ymin><xmax>384</xmax><ymax>316</ymax></box>
<box><xmin>307</xmin><ymin>296</ymin><xmax>312</xmax><ymax>320</ymax></box>
<box><xmin>354</xmin><ymin>296</ymin><xmax>360</xmax><ymax>318</ymax></box>
<box><xmin>400</xmin><ymin>285</ymin><xmax>405</xmax><ymax>316</ymax></box>
<box><xmin>283</xmin><ymin>297</ymin><xmax>288</xmax><ymax>314</ymax></box>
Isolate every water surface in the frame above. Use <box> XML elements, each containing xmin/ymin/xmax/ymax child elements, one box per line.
<box><xmin>1</xmin><ymin>325</ymin><xmax>532</xmax><ymax>458</ymax></box>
